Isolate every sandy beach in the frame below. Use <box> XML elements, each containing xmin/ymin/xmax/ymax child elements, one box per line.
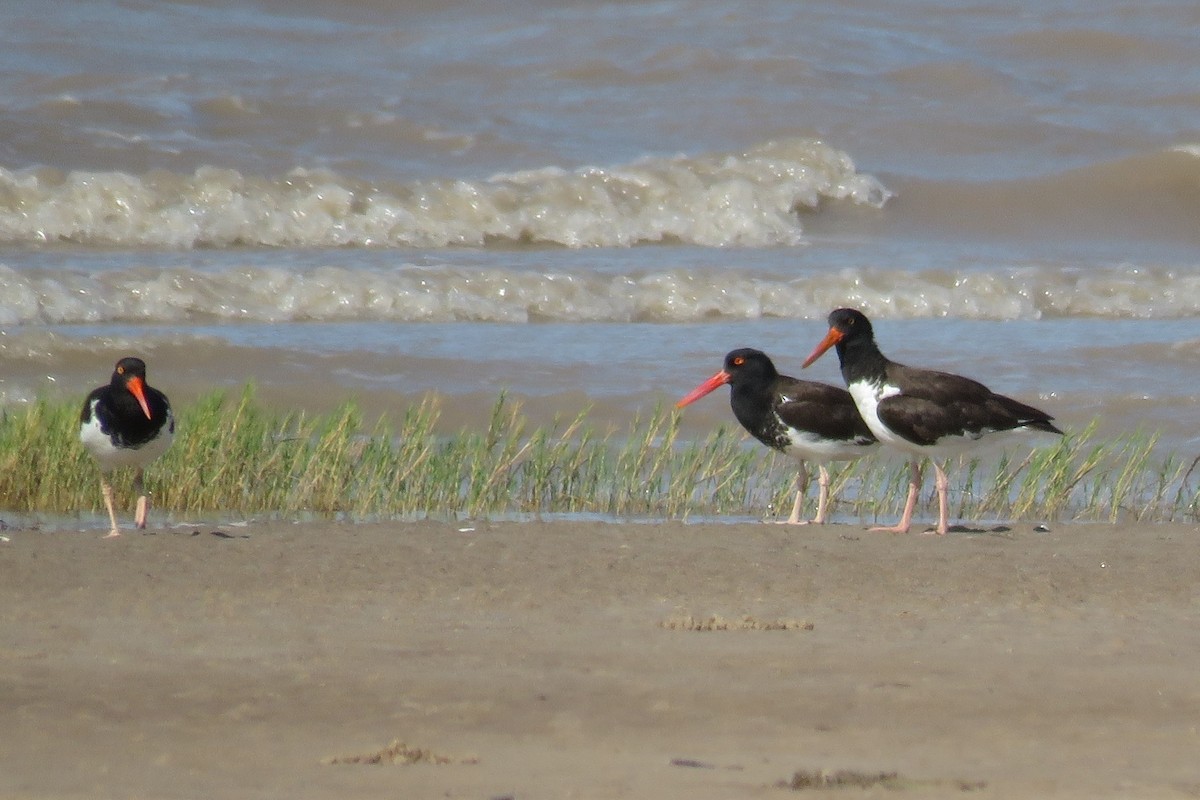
<box><xmin>2</xmin><ymin>518</ymin><xmax>1200</xmax><ymax>799</ymax></box>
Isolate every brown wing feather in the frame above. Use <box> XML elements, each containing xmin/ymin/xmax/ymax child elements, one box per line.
<box><xmin>774</xmin><ymin>377</ymin><xmax>876</xmax><ymax>444</ymax></box>
<box><xmin>878</xmin><ymin>364</ymin><xmax>1062</xmax><ymax>445</ymax></box>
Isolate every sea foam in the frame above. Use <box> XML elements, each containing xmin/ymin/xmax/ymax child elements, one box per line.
<box><xmin>2</xmin><ymin>262</ymin><xmax>1197</xmax><ymax>326</ymax></box>
<box><xmin>0</xmin><ymin>139</ymin><xmax>889</xmax><ymax>249</ymax></box>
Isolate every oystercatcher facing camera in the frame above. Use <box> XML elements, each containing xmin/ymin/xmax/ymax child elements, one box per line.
<box><xmin>677</xmin><ymin>348</ymin><xmax>877</xmax><ymax>525</ymax></box>
<box><xmin>79</xmin><ymin>357</ymin><xmax>174</xmax><ymax>538</ymax></box>
<box><xmin>802</xmin><ymin>308</ymin><xmax>1063</xmax><ymax>535</ymax></box>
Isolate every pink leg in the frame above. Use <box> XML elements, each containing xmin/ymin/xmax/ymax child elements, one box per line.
<box><xmin>870</xmin><ymin>459</ymin><xmax>921</xmax><ymax>534</ymax></box>
<box><xmin>811</xmin><ymin>464</ymin><xmax>831</xmax><ymax>524</ymax></box>
<box><xmin>925</xmin><ymin>461</ymin><xmax>950</xmax><ymax>536</ymax></box>
<box><xmin>134</xmin><ymin>468</ymin><xmax>149</xmax><ymax>530</ymax></box>
<box><xmin>775</xmin><ymin>462</ymin><xmax>811</xmax><ymax>525</ymax></box>
<box><xmin>100</xmin><ymin>477</ymin><xmax>121</xmax><ymax>539</ymax></box>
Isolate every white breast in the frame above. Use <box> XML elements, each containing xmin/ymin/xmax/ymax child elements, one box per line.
<box><xmin>80</xmin><ymin>407</ymin><xmax>174</xmax><ymax>472</ymax></box>
<box><xmin>848</xmin><ymin>380</ymin><xmax>909</xmax><ymax>448</ymax></box>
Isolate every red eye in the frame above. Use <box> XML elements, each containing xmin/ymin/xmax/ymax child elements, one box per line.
<box><xmin>733</xmin><ymin>356</ymin><xmax>744</xmax><ymax>366</ymax></box>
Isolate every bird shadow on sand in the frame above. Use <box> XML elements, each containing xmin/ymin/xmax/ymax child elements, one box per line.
<box><xmin>942</xmin><ymin>524</ymin><xmax>1013</xmax><ymax>536</ymax></box>
<box><xmin>175</xmin><ymin>529</ymin><xmax>251</xmax><ymax>539</ymax></box>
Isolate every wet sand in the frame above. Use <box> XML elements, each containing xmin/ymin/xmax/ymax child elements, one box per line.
<box><xmin>3</xmin><ymin>519</ymin><xmax>1200</xmax><ymax>799</ymax></box>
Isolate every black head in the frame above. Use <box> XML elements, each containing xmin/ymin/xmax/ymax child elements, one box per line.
<box><xmin>111</xmin><ymin>357</ymin><xmax>149</xmax><ymax>385</ymax></box>
<box><xmin>802</xmin><ymin>308</ymin><xmax>874</xmax><ymax>368</ymax></box>
<box><xmin>109</xmin><ymin>357</ymin><xmax>153</xmax><ymax>419</ymax></box>
<box><xmin>827</xmin><ymin>308</ymin><xmax>872</xmax><ymax>339</ymax></box>
<box><xmin>720</xmin><ymin>348</ymin><xmax>778</xmax><ymax>386</ymax></box>
<box><xmin>677</xmin><ymin>348</ymin><xmax>779</xmax><ymax>407</ymax></box>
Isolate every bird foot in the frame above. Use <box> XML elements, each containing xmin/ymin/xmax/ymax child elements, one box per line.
<box><xmin>867</xmin><ymin>524</ymin><xmax>910</xmax><ymax>535</ymax></box>
<box><xmin>102</xmin><ymin>530</ymin><xmax>122</xmax><ymax>539</ymax></box>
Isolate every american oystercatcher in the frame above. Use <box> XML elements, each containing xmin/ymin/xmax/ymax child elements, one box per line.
<box><xmin>802</xmin><ymin>308</ymin><xmax>1063</xmax><ymax>534</ymax></box>
<box><xmin>79</xmin><ymin>357</ymin><xmax>174</xmax><ymax>538</ymax></box>
<box><xmin>677</xmin><ymin>348</ymin><xmax>877</xmax><ymax>524</ymax></box>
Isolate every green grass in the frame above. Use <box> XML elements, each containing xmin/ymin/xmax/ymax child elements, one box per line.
<box><xmin>3</xmin><ymin>386</ymin><xmax>1198</xmax><ymax>524</ymax></box>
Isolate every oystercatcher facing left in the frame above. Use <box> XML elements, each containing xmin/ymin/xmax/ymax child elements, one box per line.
<box><xmin>802</xmin><ymin>308</ymin><xmax>1063</xmax><ymax>534</ymax></box>
<box><xmin>79</xmin><ymin>357</ymin><xmax>174</xmax><ymax>538</ymax></box>
<box><xmin>677</xmin><ymin>348</ymin><xmax>877</xmax><ymax>524</ymax></box>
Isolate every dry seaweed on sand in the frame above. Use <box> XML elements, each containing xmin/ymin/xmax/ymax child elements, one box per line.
<box><xmin>660</xmin><ymin>614</ymin><xmax>813</xmax><ymax>631</ymax></box>
<box><xmin>783</xmin><ymin>769</ymin><xmax>986</xmax><ymax>792</ymax></box>
<box><xmin>324</xmin><ymin>739</ymin><xmax>478</xmax><ymax>766</ymax></box>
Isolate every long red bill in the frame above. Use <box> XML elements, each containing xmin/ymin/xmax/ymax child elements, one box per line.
<box><xmin>801</xmin><ymin>327</ymin><xmax>844</xmax><ymax>369</ymax></box>
<box><xmin>675</xmin><ymin>370</ymin><xmax>731</xmax><ymax>408</ymax></box>
<box><xmin>126</xmin><ymin>376</ymin><xmax>154</xmax><ymax>420</ymax></box>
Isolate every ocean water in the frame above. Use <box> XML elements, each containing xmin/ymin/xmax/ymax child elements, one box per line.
<box><xmin>2</xmin><ymin>0</ymin><xmax>1199</xmax><ymax>457</ymax></box>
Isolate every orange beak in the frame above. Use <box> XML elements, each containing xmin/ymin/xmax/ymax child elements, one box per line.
<box><xmin>801</xmin><ymin>327</ymin><xmax>844</xmax><ymax>369</ymax></box>
<box><xmin>126</xmin><ymin>375</ymin><xmax>153</xmax><ymax>420</ymax></box>
<box><xmin>676</xmin><ymin>370</ymin><xmax>731</xmax><ymax>408</ymax></box>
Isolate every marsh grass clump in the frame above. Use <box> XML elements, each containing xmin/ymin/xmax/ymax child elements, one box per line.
<box><xmin>1</xmin><ymin>387</ymin><xmax>1197</xmax><ymax>524</ymax></box>
<box><xmin>811</xmin><ymin>420</ymin><xmax>1200</xmax><ymax>526</ymax></box>
<box><xmin>0</xmin><ymin>398</ymin><xmax>96</xmax><ymax>510</ymax></box>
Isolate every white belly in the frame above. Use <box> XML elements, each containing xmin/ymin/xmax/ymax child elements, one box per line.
<box><xmin>80</xmin><ymin>416</ymin><xmax>174</xmax><ymax>472</ymax></box>
<box><xmin>780</xmin><ymin>429</ymin><xmax>873</xmax><ymax>463</ymax></box>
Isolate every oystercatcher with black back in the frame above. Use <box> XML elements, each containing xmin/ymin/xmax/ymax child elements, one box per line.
<box><xmin>80</xmin><ymin>357</ymin><xmax>175</xmax><ymax>538</ymax></box>
<box><xmin>802</xmin><ymin>308</ymin><xmax>1062</xmax><ymax>534</ymax></box>
<box><xmin>678</xmin><ymin>348</ymin><xmax>877</xmax><ymax>524</ymax></box>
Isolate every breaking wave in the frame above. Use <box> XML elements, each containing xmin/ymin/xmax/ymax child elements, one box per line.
<box><xmin>0</xmin><ymin>139</ymin><xmax>888</xmax><ymax>249</ymax></box>
<box><xmin>2</xmin><ymin>262</ymin><xmax>1196</xmax><ymax>325</ymax></box>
